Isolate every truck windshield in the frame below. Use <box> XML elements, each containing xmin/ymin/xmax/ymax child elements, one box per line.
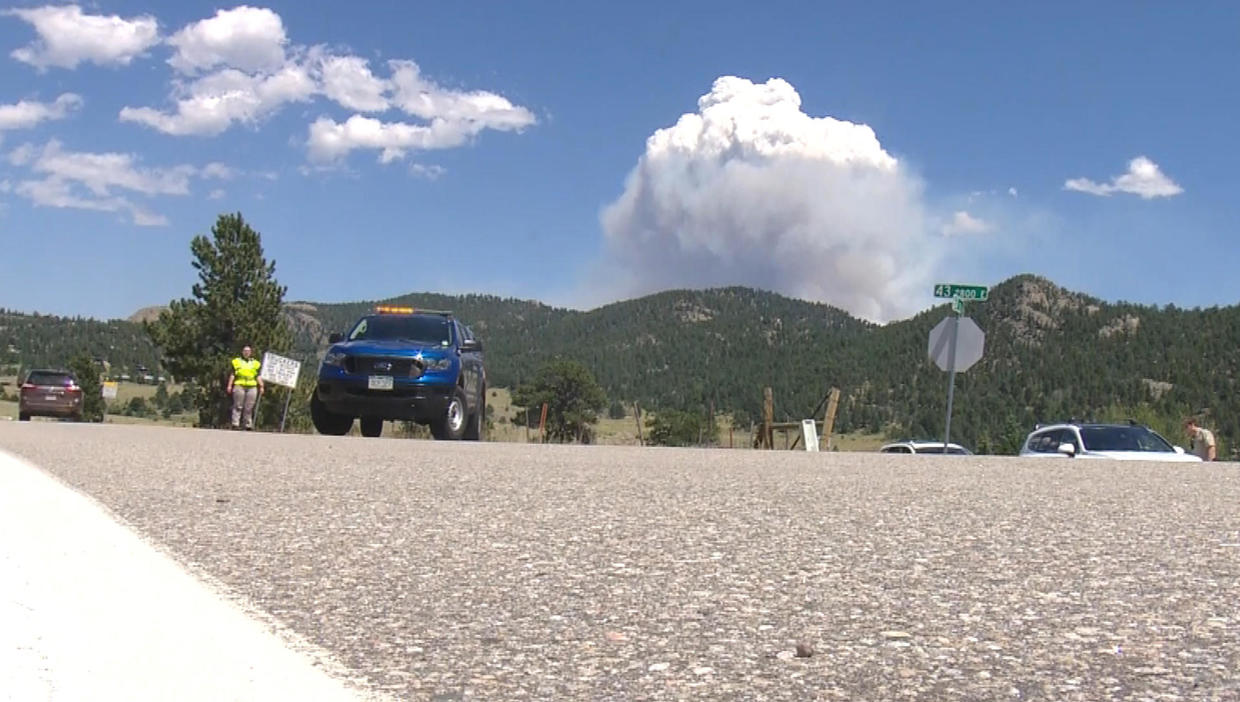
<box><xmin>348</xmin><ymin>315</ymin><xmax>452</xmax><ymax>346</ymax></box>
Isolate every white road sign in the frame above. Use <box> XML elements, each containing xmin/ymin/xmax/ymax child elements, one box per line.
<box><xmin>260</xmin><ymin>352</ymin><xmax>301</xmax><ymax>389</ymax></box>
<box><xmin>928</xmin><ymin>316</ymin><xmax>985</xmax><ymax>373</ymax></box>
<box><xmin>101</xmin><ymin>382</ymin><xmax>118</xmax><ymax>400</ymax></box>
<box><xmin>801</xmin><ymin>419</ymin><xmax>820</xmax><ymax>452</ymax></box>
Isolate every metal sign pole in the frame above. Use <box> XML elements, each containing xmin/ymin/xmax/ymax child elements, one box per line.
<box><xmin>279</xmin><ymin>387</ymin><xmax>293</xmax><ymax>433</ymax></box>
<box><xmin>943</xmin><ymin>311</ymin><xmax>960</xmax><ymax>448</ymax></box>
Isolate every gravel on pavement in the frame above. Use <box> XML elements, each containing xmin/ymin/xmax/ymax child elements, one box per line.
<box><xmin>2</xmin><ymin>422</ymin><xmax>1238</xmax><ymax>700</ymax></box>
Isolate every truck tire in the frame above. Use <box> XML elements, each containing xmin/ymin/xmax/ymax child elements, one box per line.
<box><xmin>463</xmin><ymin>387</ymin><xmax>485</xmax><ymax>441</ymax></box>
<box><xmin>431</xmin><ymin>388</ymin><xmax>468</xmax><ymax>441</ymax></box>
<box><xmin>311</xmin><ymin>395</ymin><xmax>353</xmax><ymax>436</ymax></box>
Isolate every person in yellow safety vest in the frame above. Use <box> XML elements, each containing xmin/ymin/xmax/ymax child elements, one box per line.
<box><xmin>226</xmin><ymin>345</ymin><xmax>264</xmax><ymax>430</ymax></box>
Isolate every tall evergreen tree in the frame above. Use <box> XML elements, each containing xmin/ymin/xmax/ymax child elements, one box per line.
<box><xmin>67</xmin><ymin>353</ymin><xmax>105</xmax><ymax>422</ymax></box>
<box><xmin>146</xmin><ymin>213</ymin><xmax>291</xmax><ymax>427</ymax></box>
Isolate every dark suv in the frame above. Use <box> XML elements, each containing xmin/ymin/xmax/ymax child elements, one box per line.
<box><xmin>311</xmin><ymin>307</ymin><xmax>486</xmax><ymax>439</ymax></box>
<box><xmin>19</xmin><ymin>369</ymin><xmax>84</xmax><ymax>421</ymax></box>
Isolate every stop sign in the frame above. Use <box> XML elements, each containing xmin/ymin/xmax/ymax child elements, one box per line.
<box><xmin>928</xmin><ymin>316</ymin><xmax>984</xmax><ymax>372</ymax></box>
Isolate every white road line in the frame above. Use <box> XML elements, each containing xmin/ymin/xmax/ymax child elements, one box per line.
<box><xmin>0</xmin><ymin>450</ymin><xmax>385</xmax><ymax>702</ymax></box>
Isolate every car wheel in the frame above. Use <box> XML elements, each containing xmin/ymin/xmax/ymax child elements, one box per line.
<box><xmin>19</xmin><ymin>412</ymin><xmax>30</xmax><ymax>422</ymax></box>
<box><xmin>310</xmin><ymin>394</ymin><xmax>353</xmax><ymax>436</ymax></box>
<box><xmin>360</xmin><ymin>416</ymin><xmax>383</xmax><ymax>438</ymax></box>
<box><xmin>431</xmin><ymin>388</ymin><xmax>468</xmax><ymax>441</ymax></box>
<box><xmin>463</xmin><ymin>387</ymin><xmax>485</xmax><ymax>441</ymax></box>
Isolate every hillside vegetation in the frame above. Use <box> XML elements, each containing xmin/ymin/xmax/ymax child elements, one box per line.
<box><xmin>3</xmin><ymin>275</ymin><xmax>1233</xmax><ymax>454</ymax></box>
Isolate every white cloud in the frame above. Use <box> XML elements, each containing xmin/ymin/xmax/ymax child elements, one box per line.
<box><xmin>307</xmin><ymin>116</ymin><xmax>434</xmax><ymax>162</ymax></box>
<box><xmin>307</xmin><ymin>61</ymin><xmax>536</xmax><ymax>163</ymax></box>
<box><xmin>1008</xmin><ymin>187</ymin><xmax>1018</xmax><ymax>197</ymax></box>
<box><xmin>166</xmin><ymin>6</ymin><xmax>287</xmax><ymax>75</ymax></box>
<box><xmin>306</xmin><ymin>114</ymin><xmax>495</xmax><ymax>163</ymax></box>
<box><xmin>596</xmin><ymin>76</ymin><xmax>936</xmax><ymax>323</ymax></box>
<box><xmin>8</xmin><ymin>141</ymin><xmax>225</xmax><ymax>225</ymax></box>
<box><xmin>201</xmin><ymin>162</ymin><xmax>236</xmax><ymax>179</ymax></box>
<box><xmin>122</xmin><ymin>6</ymin><xmax>311</xmax><ymax>135</ymax></box>
<box><xmin>14</xmin><ymin>176</ymin><xmax>167</xmax><ymax>226</ymax></box>
<box><xmin>388</xmin><ymin>60</ymin><xmax>536</xmax><ymax>130</ymax></box>
<box><xmin>130</xmin><ymin>208</ymin><xmax>170</xmax><ymax>227</ymax></box>
<box><xmin>208</xmin><ymin>188</ymin><xmax>225</xmax><ymax>200</ymax></box>
<box><xmin>1065</xmin><ymin>156</ymin><xmax>1183</xmax><ymax>199</ymax></box>
<box><xmin>941</xmin><ymin>210</ymin><xmax>993</xmax><ymax>237</ymax></box>
<box><xmin>110</xmin><ymin>7</ymin><xmax>536</xmax><ymax>163</ymax></box>
<box><xmin>120</xmin><ymin>64</ymin><xmax>316</xmax><ymax>136</ymax></box>
<box><xmin>7</xmin><ymin>143</ymin><xmax>36</xmax><ymax>166</ymax></box>
<box><xmin>5</xmin><ymin>5</ymin><xmax>159</xmax><ymax>70</ymax></box>
<box><xmin>410</xmin><ymin>163</ymin><xmax>445</xmax><ymax>180</ymax></box>
<box><xmin>318</xmin><ymin>55</ymin><xmax>389</xmax><ymax>112</ymax></box>
<box><xmin>22</xmin><ymin>140</ymin><xmax>193</xmax><ymax>196</ymax></box>
<box><xmin>0</xmin><ymin>93</ymin><xmax>82</xmax><ymax>131</ymax></box>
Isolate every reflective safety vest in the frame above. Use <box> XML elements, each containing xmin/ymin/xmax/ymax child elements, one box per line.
<box><xmin>232</xmin><ymin>357</ymin><xmax>261</xmax><ymax>387</ymax></box>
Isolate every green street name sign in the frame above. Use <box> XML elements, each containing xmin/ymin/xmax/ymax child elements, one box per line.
<box><xmin>934</xmin><ymin>283</ymin><xmax>989</xmax><ymax>301</ymax></box>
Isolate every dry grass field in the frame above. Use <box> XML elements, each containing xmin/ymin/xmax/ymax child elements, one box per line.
<box><xmin>1</xmin><ymin>377</ymin><xmax>888</xmax><ymax>451</ymax></box>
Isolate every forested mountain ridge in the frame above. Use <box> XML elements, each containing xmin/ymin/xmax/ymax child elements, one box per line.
<box><xmin>3</xmin><ymin>275</ymin><xmax>1234</xmax><ymax>454</ymax></box>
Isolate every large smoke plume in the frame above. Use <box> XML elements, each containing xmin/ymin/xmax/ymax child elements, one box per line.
<box><xmin>599</xmin><ymin>76</ymin><xmax>939</xmax><ymax>322</ymax></box>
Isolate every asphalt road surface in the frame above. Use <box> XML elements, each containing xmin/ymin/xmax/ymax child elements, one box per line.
<box><xmin>2</xmin><ymin>422</ymin><xmax>1238</xmax><ymax>700</ymax></box>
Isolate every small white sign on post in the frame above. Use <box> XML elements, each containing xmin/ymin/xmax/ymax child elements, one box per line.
<box><xmin>260</xmin><ymin>352</ymin><xmax>301</xmax><ymax>389</ymax></box>
<box><xmin>801</xmin><ymin>419</ymin><xmax>820</xmax><ymax>452</ymax></box>
<box><xmin>101</xmin><ymin>381</ymin><xmax>118</xmax><ymax>400</ymax></box>
<box><xmin>260</xmin><ymin>352</ymin><xmax>302</xmax><ymax>433</ymax></box>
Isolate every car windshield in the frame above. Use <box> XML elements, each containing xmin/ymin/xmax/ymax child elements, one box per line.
<box><xmin>348</xmin><ymin>315</ymin><xmax>452</xmax><ymax>345</ymax></box>
<box><xmin>26</xmin><ymin>371</ymin><xmax>75</xmax><ymax>387</ymax></box>
<box><xmin>1079</xmin><ymin>426</ymin><xmax>1174</xmax><ymax>453</ymax></box>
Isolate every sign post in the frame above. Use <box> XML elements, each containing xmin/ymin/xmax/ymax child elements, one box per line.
<box><xmin>929</xmin><ymin>284</ymin><xmax>988</xmax><ymax>449</ymax></box>
<box><xmin>259</xmin><ymin>352</ymin><xmax>301</xmax><ymax>432</ymax></box>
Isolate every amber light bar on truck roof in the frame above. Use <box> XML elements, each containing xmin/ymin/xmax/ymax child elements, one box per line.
<box><xmin>373</xmin><ymin>305</ymin><xmax>454</xmax><ymax>316</ymax></box>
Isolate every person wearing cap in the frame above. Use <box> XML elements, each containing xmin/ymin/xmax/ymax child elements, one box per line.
<box><xmin>1184</xmin><ymin>416</ymin><xmax>1216</xmax><ymax>461</ymax></box>
<box><xmin>226</xmin><ymin>346</ymin><xmax>264</xmax><ymax>430</ymax></box>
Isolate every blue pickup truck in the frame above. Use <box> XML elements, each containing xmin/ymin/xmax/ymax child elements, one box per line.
<box><xmin>310</xmin><ymin>306</ymin><xmax>486</xmax><ymax>439</ymax></box>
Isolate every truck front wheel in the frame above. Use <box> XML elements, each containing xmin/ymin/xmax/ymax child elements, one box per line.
<box><xmin>311</xmin><ymin>395</ymin><xmax>353</xmax><ymax>436</ymax></box>
<box><xmin>431</xmin><ymin>389</ymin><xmax>467</xmax><ymax>440</ymax></box>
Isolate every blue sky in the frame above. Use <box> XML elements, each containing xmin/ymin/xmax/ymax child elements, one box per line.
<box><xmin>0</xmin><ymin>2</ymin><xmax>1236</xmax><ymax>321</ymax></box>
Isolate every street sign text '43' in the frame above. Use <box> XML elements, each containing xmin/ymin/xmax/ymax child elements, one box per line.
<box><xmin>934</xmin><ymin>283</ymin><xmax>989</xmax><ymax>301</ymax></box>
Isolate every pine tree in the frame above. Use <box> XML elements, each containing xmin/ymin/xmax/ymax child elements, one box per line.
<box><xmin>512</xmin><ymin>359</ymin><xmax>607</xmax><ymax>443</ymax></box>
<box><xmin>67</xmin><ymin>353</ymin><xmax>105</xmax><ymax>422</ymax></box>
<box><xmin>146</xmin><ymin>213</ymin><xmax>291</xmax><ymax>427</ymax></box>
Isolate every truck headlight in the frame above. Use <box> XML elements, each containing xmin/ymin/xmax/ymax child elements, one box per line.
<box><xmin>321</xmin><ymin>351</ymin><xmax>347</xmax><ymax>369</ymax></box>
<box><xmin>424</xmin><ymin>357</ymin><xmax>452</xmax><ymax>371</ymax></box>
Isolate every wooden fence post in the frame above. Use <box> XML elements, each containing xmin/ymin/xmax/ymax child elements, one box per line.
<box><xmin>634</xmin><ymin>403</ymin><xmax>644</xmax><ymax>446</ymax></box>
<box><xmin>762</xmin><ymin>387</ymin><xmax>774</xmax><ymax>450</ymax></box>
<box><xmin>821</xmin><ymin>387</ymin><xmax>841</xmax><ymax>451</ymax></box>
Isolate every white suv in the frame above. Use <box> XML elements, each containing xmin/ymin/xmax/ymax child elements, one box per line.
<box><xmin>1019</xmin><ymin>422</ymin><xmax>1200</xmax><ymax>462</ymax></box>
<box><xmin>879</xmin><ymin>440</ymin><xmax>972</xmax><ymax>455</ymax></box>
